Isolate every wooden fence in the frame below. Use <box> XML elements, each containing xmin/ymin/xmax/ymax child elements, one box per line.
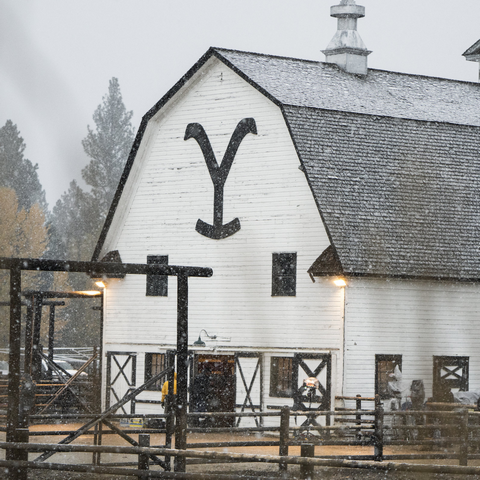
<box><xmin>3</xmin><ymin>395</ymin><xmax>480</xmax><ymax>478</ymax></box>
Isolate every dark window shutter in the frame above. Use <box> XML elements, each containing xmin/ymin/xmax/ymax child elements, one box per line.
<box><xmin>145</xmin><ymin>353</ymin><xmax>166</xmax><ymax>391</ymax></box>
<box><xmin>270</xmin><ymin>356</ymin><xmax>294</xmax><ymax>397</ymax></box>
<box><xmin>146</xmin><ymin>255</ymin><xmax>168</xmax><ymax>296</ymax></box>
<box><xmin>272</xmin><ymin>252</ymin><xmax>297</xmax><ymax>296</ymax></box>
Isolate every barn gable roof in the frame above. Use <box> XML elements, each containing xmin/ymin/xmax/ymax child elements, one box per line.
<box><xmin>94</xmin><ymin>47</ymin><xmax>480</xmax><ymax>281</ymax></box>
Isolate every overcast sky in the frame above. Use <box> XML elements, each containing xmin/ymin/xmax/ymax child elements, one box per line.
<box><xmin>1</xmin><ymin>0</ymin><xmax>480</xmax><ymax>207</ymax></box>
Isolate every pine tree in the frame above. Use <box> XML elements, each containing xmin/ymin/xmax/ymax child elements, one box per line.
<box><xmin>51</xmin><ymin>180</ymin><xmax>101</xmax><ymax>261</ymax></box>
<box><xmin>81</xmin><ymin>77</ymin><xmax>134</xmax><ymax>217</ymax></box>
<box><xmin>50</xmin><ymin>78</ymin><xmax>133</xmax><ymax>261</ymax></box>
<box><xmin>0</xmin><ymin>120</ymin><xmax>47</xmax><ymax>213</ymax></box>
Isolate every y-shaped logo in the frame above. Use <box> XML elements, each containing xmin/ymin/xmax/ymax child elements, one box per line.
<box><xmin>184</xmin><ymin>118</ymin><xmax>257</xmax><ymax>239</ymax></box>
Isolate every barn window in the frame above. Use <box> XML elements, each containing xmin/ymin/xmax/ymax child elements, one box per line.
<box><xmin>272</xmin><ymin>253</ymin><xmax>297</xmax><ymax>296</ymax></box>
<box><xmin>146</xmin><ymin>255</ymin><xmax>168</xmax><ymax>296</ymax></box>
<box><xmin>144</xmin><ymin>353</ymin><xmax>166</xmax><ymax>391</ymax></box>
<box><xmin>270</xmin><ymin>357</ymin><xmax>294</xmax><ymax>397</ymax></box>
<box><xmin>375</xmin><ymin>354</ymin><xmax>402</xmax><ymax>399</ymax></box>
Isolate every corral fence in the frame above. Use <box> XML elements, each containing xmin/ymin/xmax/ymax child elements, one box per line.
<box><xmin>3</xmin><ymin>394</ymin><xmax>480</xmax><ymax>478</ymax></box>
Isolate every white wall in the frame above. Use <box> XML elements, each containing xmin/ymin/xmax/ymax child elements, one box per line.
<box><xmin>100</xmin><ymin>57</ymin><xmax>345</xmax><ymax>405</ymax></box>
<box><xmin>344</xmin><ymin>277</ymin><xmax>480</xmax><ymax>399</ymax></box>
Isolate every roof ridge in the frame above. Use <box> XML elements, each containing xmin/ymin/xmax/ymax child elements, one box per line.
<box><xmin>213</xmin><ymin>46</ymin><xmax>480</xmax><ymax>86</ymax></box>
<box><xmin>212</xmin><ymin>47</ymin><xmax>323</xmax><ymax>67</ymax></box>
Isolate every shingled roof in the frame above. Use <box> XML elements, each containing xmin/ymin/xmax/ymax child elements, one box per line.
<box><xmin>94</xmin><ymin>48</ymin><xmax>480</xmax><ymax>280</ymax></box>
<box><xmin>215</xmin><ymin>48</ymin><xmax>480</xmax><ymax>127</ymax></box>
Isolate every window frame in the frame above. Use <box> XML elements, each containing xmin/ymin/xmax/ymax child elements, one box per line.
<box><xmin>144</xmin><ymin>353</ymin><xmax>166</xmax><ymax>391</ymax></box>
<box><xmin>270</xmin><ymin>356</ymin><xmax>294</xmax><ymax>398</ymax></box>
<box><xmin>271</xmin><ymin>252</ymin><xmax>297</xmax><ymax>297</ymax></box>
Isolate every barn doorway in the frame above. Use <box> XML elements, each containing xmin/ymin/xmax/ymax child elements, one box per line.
<box><xmin>433</xmin><ymin>355</ymin><xmax>469</xmax><ymax>399</ymax></box>
<box><xmin>192</xmin><ymin>354</ymin><xmax>235</xmax><ymax>427</ymax></box>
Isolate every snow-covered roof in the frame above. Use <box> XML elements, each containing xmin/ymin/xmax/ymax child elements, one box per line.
<box><xmin>94</xmin><ymin>47</ymin><xmax>480</xmax><ymax>281</ymax></box>
<box><xmin>215</xmin><ymin>48</ymin><xmax>480</xmax><ymax>127</ymax></box>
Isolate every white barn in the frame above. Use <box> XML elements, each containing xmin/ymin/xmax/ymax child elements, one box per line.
<box><xmin>92</xmin><ymin>0</ymin><xmax>480</xmax><ymax>417</ymax></box>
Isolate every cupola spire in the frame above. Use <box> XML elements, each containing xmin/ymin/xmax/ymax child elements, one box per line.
<box><xmin>322</xmin><ymin>0</ymin><xmax>371</xmax><ymax>75</ymax></box>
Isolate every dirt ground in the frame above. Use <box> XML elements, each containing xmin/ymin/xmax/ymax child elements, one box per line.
<box><xmin>1</xmin><ymin>425</ymin><xmax>479</xmax><ymax>479</ymax></box>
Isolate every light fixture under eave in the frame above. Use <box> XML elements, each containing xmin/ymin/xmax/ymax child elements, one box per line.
<box><xmin>75</xmin><ymin>290</ymin><xmax>103</xmax><ymax>296</ymax></box>
<box><xmin>95</xmin><ymin>281</ymin><xmax>106</xmax><ymax>289</ymax></box>
<box><xmin>333</xmin><ymin>278</ymin><xmax>347</xmax><ymax>287</ymax></box>
<box><xmin>193</xmin><ymin>329</ymin><xmax>217</xmax><ymax>347</ymax></box>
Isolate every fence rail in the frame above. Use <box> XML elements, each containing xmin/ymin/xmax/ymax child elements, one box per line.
<box><xmin>3</xmin><ymin>394</ymin><xmax>480</xmax><ymax>478</ymax></box>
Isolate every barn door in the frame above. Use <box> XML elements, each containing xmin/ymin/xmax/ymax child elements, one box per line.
<box><xmin>193</xmin><ymin>354</ymin><xmax>235</xmax><ymax>427</ymax></box>
<box><xmin>235</xmin><ymin>352</ymin><xmax>263</xmax><ymax>427</ymax></box>
<box><xmin>292</xmin><ymin>353</ymin><xmax>331</xmax><ymax>410</ymax></box>
<box><xmin>433</xmin><ymin>356</ymin><xmax>469</xmax><ymax>399</ymax></box>
<box><xmin>106</xmin><ymin>351</ymin><xmax>137</xmax><ymax>413</ymax></box>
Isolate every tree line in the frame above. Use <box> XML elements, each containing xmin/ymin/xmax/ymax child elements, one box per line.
<box><xmin>0</xmin><ymin>78</ymin><xmax>134</xmax><ymax>347</ymax></box>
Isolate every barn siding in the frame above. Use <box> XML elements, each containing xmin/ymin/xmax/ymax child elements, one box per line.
<box><xmin>344</xmin><ymin>278</ymin><xmax>480</xmax><ymax>399</ymax></box>
<box><xmin>100</xmin><ymin>58</ymin><xmax>345</xmax><ymax>409</ymax></box>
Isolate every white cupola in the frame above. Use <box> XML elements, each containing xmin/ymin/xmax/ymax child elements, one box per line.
<box><xmin>322</xmin><ymin>0</ymin><xmax>371</xmax><ymax>75</ymax></box>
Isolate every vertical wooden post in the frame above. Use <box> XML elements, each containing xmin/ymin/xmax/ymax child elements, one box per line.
<box><xmin>374</xmin><ymin>394</ymin><xmax>384</xmax><ymax>462</ymax></box>
<box><xmin>279</xmin><ymin>406</ymin><xmax>290</xmax><ymax>471</ymax></box>
<box><xmin>31</xmin><ymin>294</ymin><xmax>43</xmax><ymax>382</ymax></box>
<box><xmin>174</xmin><ymin>273</ymin><xmax>189</xmax><ymax>473</ymax></box>
<box><xmin>356</xmin><ymin>394</ymin><xmax>362</xmax><ymax>425</ymax></box>
<box><xmin>459</xmin><ymin>408</ymin><xmax>469</xmax><ymax>466</ymax></box>
<box><xmin>165</xmin><ymin>352</ymin><xmax>175</xmax><ymax>472</ymax></box>
<box><xmin>47</xmin><ymin>304</ymin><xmax>55</xmax><ymax>378</ymax></box>
<box><xmin>91</xmin><ymin>346</ymin><xmax>101</xmax><ymax>413</ymax></box>
<box><xmin>23</xmin><ymin>294</ymin><xmax>34</xmax><ymax>376</ymax></box>
<box><xmin>6</xmin><ymin>264</ymin><xmax>28</xmax><ymax>480</ymax></box>
<box><xmin>92</xmin><ymin>422</ymin><xmax>99</xmax><ymax>466</ymax></box>
<box><xmin>300</xmin><ymin>443</ymin><xmax>315</xmax><ymax>480</ymax></box>
<box><xmin>92</xmin><ymin>416</ymin><xmax>103</xmax><ymax>466</ymax></box>
<box><xmin>356</xmin><ymin>394</ymin><xmax>362</xmax><ymax>440</ymax></box>
<box><xmin>138</xmin><ymin>433</ymin><xmax>150</xmax><ymax>476</ymax></box>
<box><xmin>105</xmin><ymin>353</ymin><xmax>112</xmax><ymax>409</ymax></box>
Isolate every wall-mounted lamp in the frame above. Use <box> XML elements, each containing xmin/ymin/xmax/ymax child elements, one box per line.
<box><xmin>193</xmin><ymin>329</ymin><xmax>217</xmax><ymax>347</ymax></box>
<box><xmin>333</xmin><ymin>278</ymin><xmax>347</xmax><ymax>287</ymax></box>
<box><xmin>95</xmin><ymin>281</ymin><xmax>106</xmax><ymax>289</ymax></box>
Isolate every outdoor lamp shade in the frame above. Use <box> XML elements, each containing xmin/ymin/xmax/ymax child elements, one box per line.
<box><xmin>193</xmin><ymin>336</ymin><xmax>206</xmax><ymax>347</ymax></box>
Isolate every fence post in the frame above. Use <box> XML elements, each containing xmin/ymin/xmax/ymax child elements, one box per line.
<box><xmin>279</xmin><ymin>406</ymin><xmax>290</xmax><ymax>472</ymax></box>
<box><xmin>459</xmin><ymin>408</ymin><xmax>469</xmax><ymax>466</ymax></box>
<box><xmin>93</xmin><ymin>422</ymin><xmax>99</xmax><ymax>466</ymax></box>
<box><xmin>92</xmin><ymin>420</ymin><xmax>103</xmax><ymax>466</ymax></box>
<box><xmin>164</xmin><ymin>352</ymin><xmax>176</xmax><ymax>472</ymax></box>
<box><xmin>374</xmin><ymin>394</ymin><xmax>384</xmax><ymax>462</ymax></box>
<box><xmin>356</xmin><ymin>394</ymin><xmax>362</xmax><ymax>440</ymax></box>
<box><xmin>138</xmin><ymin>433</ymin><xmax>150</xmax><ymax>476</ymax></box>
<box><xmin>300</xmin><ymin>443</ymin><xmax>315</xmax><ymax>480</ymax></box>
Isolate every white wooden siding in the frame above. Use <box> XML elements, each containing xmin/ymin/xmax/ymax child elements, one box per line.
<box><xmin>100</xmin><ymin>58</ymin><xmax>345</xmax><ymax>406</ymax></box>
<box><xmin>344</xmin><ymin>278</ymin><xmax>480</xmax><ymax>399</ymax></box>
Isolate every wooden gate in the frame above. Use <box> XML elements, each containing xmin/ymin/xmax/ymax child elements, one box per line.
<box><xmin>105</xmin><ymin>351</ymin><xmax>137</xmax><ymax>413</ymax></box>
